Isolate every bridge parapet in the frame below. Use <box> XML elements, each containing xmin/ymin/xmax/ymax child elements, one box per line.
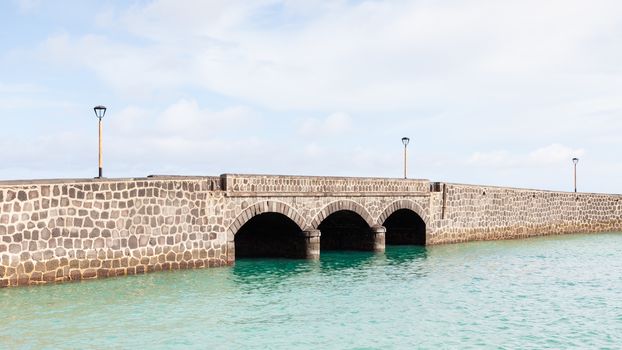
<box><xmin>220</xmin><ymin>174</ymin><xmax>429</xmax><ymax>196</ymax></box>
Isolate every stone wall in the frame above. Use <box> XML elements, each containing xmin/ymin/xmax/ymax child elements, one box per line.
<box><xmin>2</xmin><ymin>174</ymin><xmax>620</xmax><ymax>288</ymax></box>
<box><xmin>0</xmin><ymin>175</ymin><xmax>431</xmax><ymax>287</ymax></box>
<box><xmin>0</xmin><ymin>177</ymin><xmax>229</xmax><ymax>287</ymax></box>
<box><xmin>427</xmin><ymin>183</ymin><xmax>622</xmax><ymax>244</ymax></box>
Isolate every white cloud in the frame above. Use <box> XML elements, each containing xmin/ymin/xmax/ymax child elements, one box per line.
<box><xmin>105</xmin><ymin>99</ymin><xmax>258</xmax><ymax>161</ymax></box>
<box><xmin>107</xmin><ymin>99</ymin><xmax>255</xmax><ymax>136</ymax></box>
<box><xmin>0</xmin><ymin>129</ymin><xmax>91</xmax><ymax>177</ymax></box>
<box><xmin>300</xmin><ymin>112</ymin><xmax>352</xmax><ymax>135</ymax></box>
<box><xmin>14</xmin><ymin>0</ymin><xmax>41</xmax><ymax>12</ymax></box>
<box><xmin>467</xmin><ymin>144</ymin><xmax>586</xmax><ymax>168</ymax></box>
<box><xmin>38</xmin><ymin>0</ymin><xmax>622</xmax><ymax>111</ymax></box>
<box><xmin>39</xmin><ymin>34</ymin><xmax>194</xmax><ymax>98</ymax></box>
<box><xmin>155</xmin><ymin>99</ymin><xmax>254</xmax><ymax>136</ymax></box>
<box><xmin>0</xmin><ymin>82</ymin><xmax>43</xmax><ymax>94</ymax></box>
<box><xmin>323</xmin><ymin>113</ymin><xmax>351</xmax><ymax>133</ymax></box>
<box><xmin>0</xmin><ymin>82</ymin><xmax>72</xmax><ymax>111</ymax></box>
<box><xmin>304</xmin><ymin>142</ymin><xmax>322</xmax><ymax>157</ymax></box>
<box><xmin>527</xmin><ymin>144</ymin><xmax>586</xmax><ymax>166</ymax></box>
<box><xmin>467</xmin><ymin>150</ymin><xmax>512</xmax><ymax>167</ymax></box>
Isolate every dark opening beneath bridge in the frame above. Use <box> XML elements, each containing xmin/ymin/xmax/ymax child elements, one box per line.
<box><xmin>318</xmin><ymin>210</ymin><xmax>374</xmax><ymax>251</ymax></box>
<box><xmin>383</xmin><ymin>209</ymin><xmax>426</xmax><ymax>245</ymax></box>
<box><xmin>234</xmin><ymin>213</ymin><xmax>306</xmax><ymax>259</ymax></box>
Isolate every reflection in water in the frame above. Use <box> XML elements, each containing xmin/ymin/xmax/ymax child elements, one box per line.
<box><xmin>385</xmin><ymin>244</ymin><xmax>428</xmax><ymax>264</ymax></box>
<box><xmin>231</xmin><ymin>246</ymin><xmax>431</xmax><ymax>291</ymax></box>
<box><xmin>382</xmin><ymin>245</ymin><xmax>430</xmax><ymax>279</ymax></box>
<box><xmin>231</xmin><ymin>258</ymin><xmax>314</xmax><ymax>292</ymax></box>
<box><xmin>231</xmin><ymin>251</ymin><xmax>381</xmax><ymax>294</ymax></box>
<box><xmin>318</xmin><ymin>250</ymin><xmax>379</xmax><ymax>272</ymax></box>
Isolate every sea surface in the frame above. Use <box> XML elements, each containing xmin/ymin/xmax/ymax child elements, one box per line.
<box><xmin>1</xmin><ymin>232</ymin><xmax>622</xmax><ymax>349</ymax></box>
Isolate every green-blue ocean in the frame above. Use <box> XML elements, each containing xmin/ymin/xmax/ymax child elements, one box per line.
<box><xmin>2</xmin><ymin>232</ymin><xmax>622</xmax><ymax>349</ymax></box>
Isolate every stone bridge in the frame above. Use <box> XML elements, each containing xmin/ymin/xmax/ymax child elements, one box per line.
<box><xmin>220</xmin><ymin>174</ymin><xmax>430</xmax><ymax>261</ymax></box>
<box><xmin>1</xmin><ymin>173</ymin><xmax>621</xmax><ymax>287</ymax></box>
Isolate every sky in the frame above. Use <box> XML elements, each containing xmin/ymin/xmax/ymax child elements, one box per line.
<box><xmin>0</xmin><ymin>0</ymin><xmax>621</xmax><ymax>193</ymax></box>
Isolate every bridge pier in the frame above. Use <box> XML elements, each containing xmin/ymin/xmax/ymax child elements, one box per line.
<box><xmin>301</xmin><ymin>229</ymin><xmax>321</xmax><ymax>260</ymax></box>
<box><xmin>369</xmin><ymin>225</ymin><xmax>386</xmax><ymax>252</ymax></box>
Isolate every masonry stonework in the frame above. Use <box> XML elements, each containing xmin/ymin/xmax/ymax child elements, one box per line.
<box><xmin>428</xmin><ymin>183</ymin><xmax>622</xmax><ymax>244</ymax></box>
<box><xmin>0</xmin><ymin>174</ymin><xmax>620</xmax><ymax>287</ymax></box>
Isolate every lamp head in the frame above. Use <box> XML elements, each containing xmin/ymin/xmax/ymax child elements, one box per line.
<box><xmin>401</xmin><ymin>137</ymin><xmax>410</xmax><ymax>146</ymax></box>
<box><xmin>94</xmin><ymin>105</ymin><xmax>107</xmax><ymax>119</ymax></box>
<box><xmin>572</xmin><ymin>157</ymin><xmax>579</xmax><ymax>165</ymax></box>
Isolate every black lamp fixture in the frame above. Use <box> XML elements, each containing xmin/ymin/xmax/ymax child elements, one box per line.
<box><xmin>94</xmin><ymin>105</ymin><xmax>107</xmax><ymax>119</ymax></box>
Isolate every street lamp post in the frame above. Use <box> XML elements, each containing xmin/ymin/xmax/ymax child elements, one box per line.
<box><xmin>401</xmin><ymin>137</ymin><xmax>410</xmax><ymax>179</ymax></box>
<box><xmin>572</xmin><ymin>157</ymin><xmax>579</xmax><ymax>192</ymax></box>
<box><xmin>94</xmin><ymin>105</ymin><xmax>107</xmax><ymax>178</ymax></box>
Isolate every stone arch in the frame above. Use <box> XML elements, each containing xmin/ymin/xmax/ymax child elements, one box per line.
<box><xmin>226</xmin><ymin>200</ymin><xmax>305</xmax><ymax>241</ymax></box>
<box><xmin>309</xmin><ymin>200</ymin><xmax>374</xmax><ymax>229</ymax></box>
<box><xmin>377</xmin><ymin>199</ymin><xmax>428</xmax><ymax>227</ymax></box>
<box><xmin>379</xmin><ymin>199</ymin><xmax>428</xmax><ymax>245</ymax></box>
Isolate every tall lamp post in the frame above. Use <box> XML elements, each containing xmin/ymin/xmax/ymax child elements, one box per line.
<box><xmin>94</xmin><ymin>105</ymin><xmax>107</xmax><ymax>178</ymax></box>
<box><xmin>401</xmin><ymin>137</ymin><xmax>410</xmax><ymax>179</ymax></box>
<box><xmin>572</xmin><ymin>157</ymin><xmax>579</xmax><ymax>192</ymax></box>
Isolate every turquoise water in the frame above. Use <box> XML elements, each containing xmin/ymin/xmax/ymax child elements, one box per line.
<box><xmin>2</xmin><ymin>233</ymin><xmax>622</xmax><ymax>349</ymax></box>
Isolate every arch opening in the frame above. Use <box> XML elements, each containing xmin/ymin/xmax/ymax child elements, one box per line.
<box><xmin>318</xmin><ymin>210</ymin><xmax>374</xmax><ymax>251</ymax></box>
<box><xmin>234</xmin><ymin>212</ymin><xmax>306</xmax><ymax>259</ymax></box>
<box><xmin>383</xmin><ymin>209</ymin><xmax>426</xmax><ymax>245</ymax></box>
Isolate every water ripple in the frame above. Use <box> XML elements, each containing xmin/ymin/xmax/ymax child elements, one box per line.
<box><xmin>1</xmin><ymin>233</ymin><xmax>622</xmax><ymax>349</ymax></box>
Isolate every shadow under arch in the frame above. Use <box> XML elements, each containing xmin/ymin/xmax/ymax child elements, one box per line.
<box><xmin>379</xmin><ymin>200</ymin><xmax>427</xmax><ymax>245</ymax></box>
<box><xmin>234</xmin><ymin>212</ymin><xmax>309</xmax><ymax>259</ymax></box>
<box><xmin>318</xmin><ymin>209</ymin><xmax>376</xmax><ymax>251</ymax></box>
<box><xmin>227</xmin><ymin>201</ymin><xmax>307</xmax><ymax>259</ymax></box>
